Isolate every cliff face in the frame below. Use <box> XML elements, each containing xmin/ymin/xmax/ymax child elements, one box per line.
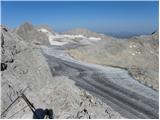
<box><xmin>1</xmin><ymin>25</ymin><xmax>53</xmax><ymax>114</ymax></box>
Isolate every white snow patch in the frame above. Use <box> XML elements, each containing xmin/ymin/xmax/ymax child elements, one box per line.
<box><xmin>39</xmin><ymin>28</ymin><xmax>49</xmax><ymax>33</ymax></box>
<box><xmin>89</xmin><ymin>37</ymin><xmax>101</xmax><ymax>41</ymax></box>
<box><xmin>60</xmin><ymin>34</ymin><xmax>85</xmax><ymax>39</ymax></box>
<box><xmin>51</xmin><ymin>41</ymin><xmax>68</xmax><ymax>46</ymax></box>
<box><xmin>133</xmin><ymin>45</ymin><xmax>136</xmax><ymax>48</ymax></box>
<box><xmin>38</xmin><ymin>28</ymin><xmax>70</xmax><ymax>45</ymax></box>
<box><xmin>135</xmin><ymin>51</ymin><xmax>141</xmax><ymax>54</ymax></box>
<box><xmin>131</xmin><ymin>53</ymin><xmax>135</xmax><ymax>56</ymax></box>
<box><xmin>38</xmin><ymin>28</ymin><xmax>101</xmax><ymax>46</ymax></box>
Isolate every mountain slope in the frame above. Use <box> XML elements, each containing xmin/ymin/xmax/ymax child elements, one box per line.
<box><xmin>1</xmin><ymin>25</ymin><xmax>122</xmax><ymax>119</ymax></box>
<box><xmin>69</xmin><ymin>31</ymin><xmax>159</xmax><ymax>90</ymax></box>
<box><xmin>1</xmin><ymin>25</ymin><xmax>53</xmax><ymax>116</ymax></box>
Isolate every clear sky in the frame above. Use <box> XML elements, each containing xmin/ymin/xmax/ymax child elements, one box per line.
<box><xmin>1</xmin><ymin>1</ymin><xmax>159</xmax><ymax>36</ymax></box>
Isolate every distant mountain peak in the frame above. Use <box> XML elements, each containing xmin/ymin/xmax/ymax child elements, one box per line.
<box><xmin>65</xmin><ymin>28</ymin><xmax>94</xmax><ymax>33</ymax></box>
<box><xmin>18</xmin><ymin>22</ymin><xmax>34</xmax><ymax>32</ymax></box>
<box><xmin>15</xmin><ymin>22</ymin><xmax>50</xmax><ymax>45</ymax></box>
<box><xmin>64</xmin><ymin>28</ymin><xmax>101</xmax><ymax>37</ymax></box>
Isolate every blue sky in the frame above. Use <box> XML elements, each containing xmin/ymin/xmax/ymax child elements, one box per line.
<box><xmin>1</xmin><ymin>1</ymin><xmax>159</xmax><ymax>36</ymax></box>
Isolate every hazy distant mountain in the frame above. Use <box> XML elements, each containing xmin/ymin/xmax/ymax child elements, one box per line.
<box><xmin>64</xmin><ymin>28</ymin><xmax>103</xmax><ymax>37</ymax></box>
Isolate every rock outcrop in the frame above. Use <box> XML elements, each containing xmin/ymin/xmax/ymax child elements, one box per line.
<box><xmin>16</xmin><ymin>22</ymin><xmax>50</xmax><ymax>45</ymax></box>
<box><xmin>1</xmin><ymin>25</ymin><xmax>53</xmax><ymax>115</ymax></box>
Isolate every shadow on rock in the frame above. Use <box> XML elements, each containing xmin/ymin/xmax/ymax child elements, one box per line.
<box><xmin>33</xmin><ymin>108</ymin><xmax>54</xmax><ymax>119</ymax></box>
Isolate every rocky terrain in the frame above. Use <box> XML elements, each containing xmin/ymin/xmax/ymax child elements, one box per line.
<box><xmin>68</xmin><ymin>30</ymin><xmax>159</xmax><ymax>90</ymax></box>
<box><xmin>1</xmin><ymin>22</ymin><xmax>159</xmax><ymax>119</ymax></box>
<box><xmin>15</xmin><ymin>22</ymin><xmax>50</xmax><ymax>45</ymax></box>
<box><xmin>1</xmin><ymin>23</ymin><xmax>123</xmax><ymax>119</ymax></box>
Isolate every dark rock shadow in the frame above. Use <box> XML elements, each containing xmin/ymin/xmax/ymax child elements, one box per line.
<box><xmin>33</xmin><ymin>108</ymin><xmax>53</xmax><ymax>119</ymax></box>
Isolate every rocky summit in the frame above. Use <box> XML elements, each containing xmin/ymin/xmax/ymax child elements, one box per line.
<box><xmin>16</xmin><ymin>22</ymin><xmax>50</xmax><ymax>45</ymax></box>
<box><xmin>1</xmin><ymin>23</ymin><xmax>159</xmax><ymax>119</ymax></box>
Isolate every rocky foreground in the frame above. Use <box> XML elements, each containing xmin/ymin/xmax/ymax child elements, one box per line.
<box><xmin>1</xmin><ymin>22</ymin><xmax>159</xmax><ymax>119</ymax></box>
<box><xmin>1</xmin><ymin>23</ymin><xmax>122</xmax><ymax>119</ymax></box>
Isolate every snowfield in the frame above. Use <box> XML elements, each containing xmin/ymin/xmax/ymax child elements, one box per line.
<box><xmin>38</xmin><ymin>28</ymin><xmax>101</xmax><ymax>46</ymax></box>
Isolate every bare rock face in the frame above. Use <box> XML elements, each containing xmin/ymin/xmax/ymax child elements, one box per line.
<box><xmin>16</xmin><ymin>22</ymin><xmax>50</xmax><ymax>45</ymax></box>
<box><xmin>1</xmin><ymin>25</ymin><xmax>53</xmax><ymax>117</ymax></box>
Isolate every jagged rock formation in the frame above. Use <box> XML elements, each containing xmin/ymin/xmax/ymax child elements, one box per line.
<box><xmin>15</xmin><ymin>22</ymin><xmax>50</xmax><ymax>45</ymax></box>
<box><xmin>1</xmin><ymin>25</ymin><xmax>53</xmax><ymax>115</ymax></box>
